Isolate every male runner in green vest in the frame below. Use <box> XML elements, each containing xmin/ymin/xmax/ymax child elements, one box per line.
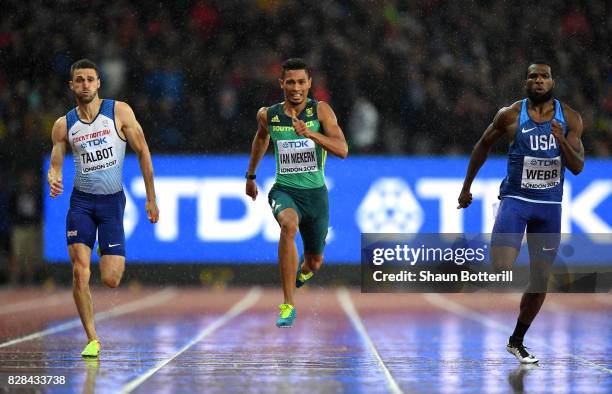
<box><xmin>245</xmin><ymin>58</ymin><xmax>348</xmax><ymax>327</ymax></box>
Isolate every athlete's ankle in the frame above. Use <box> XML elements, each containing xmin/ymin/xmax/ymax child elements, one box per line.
<box><xmin>508</xmin><ymin>335</ymin><xmax>523</xmax><ymax>346</ymax></box>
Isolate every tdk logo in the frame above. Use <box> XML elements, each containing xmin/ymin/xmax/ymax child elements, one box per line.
<box><xmin>80</xmin><ymin>138</ymin><xmax>108</xmax><ymax>149</ymax></box>
<box><xmin>282</xmin><ymin>140</ymin><xmax>310</xmax><ymax>149</ymax></box>
<box><xmin>530</xmin><ymin>158</ymin><xmax>558</xmax><ymax>166</ymax></box>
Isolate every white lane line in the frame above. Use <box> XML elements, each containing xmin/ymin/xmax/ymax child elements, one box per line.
<box><xmin>337</xmin><ymin>288</ymin><xmax>403</xmax><ymax>394</ymax></box>
<box><xmin>0</xmin><ymin>288</ymin><xmax>177</xmax><ymax>349</ymax></box>
<box><xmin>120</xmin><ymin>287</ymin><xmax>262</xmax><ymax>394</ymax></box>
<box><xmin>423</xmin><ymin>293</ymin><xmax>612</xmax><ymax>374</ymax></box>
<box><xmin>0</xmin><ymin>292</ymin><xmax>72</xmax><ymax>316</ymax></box>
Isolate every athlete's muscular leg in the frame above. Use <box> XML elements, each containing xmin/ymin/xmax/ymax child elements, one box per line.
<box><xmin>517</xmin><ymin>292</ymin><xmax>546</xmax><ymax>325</ymax></box>
<box><xmin>518</xmin><ymin>233</ymin><xmax>555</xmax><ymax>325</ymax></box>
<box><xmin>301</xmin><ymin>253</ymin><xmax>323</xmax><ymax>275</ymax></box>
<box><xmin>277</xmin><ymin>208</ymin><xmax>299</xmax><ymax>305</ymax></box>
<box><xmin>518</xmin><ymin>266</ymin><xmax>548</xmax><ymax>325</ymax></box>
<box><xmin>69</xmin><ymin>243</ymin><xmax>97</xmax><ymax>341</ymax></box>
<box><xmin>490</xmin><ymin>198</ymin><xmax>524</xmax><ymax>274</ymax></box>
<box><xmin>492</xmin><ymin>244</ymin><xmax>544</xmax><ymax>325</ymax></box>
<box><xmin>99</xmin><ymin>255</ymin><xmax>125</xmax><ymax>288</ymax></box>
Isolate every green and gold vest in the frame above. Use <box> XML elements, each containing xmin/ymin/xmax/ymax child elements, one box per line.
<box><xmin>267</xmin><ymin>99</ymin><xmax>326</xmax><ymax>189</ymax></box>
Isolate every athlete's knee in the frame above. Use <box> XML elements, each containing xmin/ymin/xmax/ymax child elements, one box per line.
<box><xmin>490</xmin><ymin>246</ymin><xmax>517</xmax><ymax>273</ymax></box>
<box><xmin>279</xmin><ymin>219</ymin><xmax>299</xmax><ymax>238</ymax></box>
<box><xmin>526</xmin><ymin>272</ymin><xmax>550</xmax><ymax>293</ymax></box>
<box><xmin>101</xmin><ymin>274</ymin><xmax>121</xmax><ymax>288</ymax></box>
<box><xmin>101</xmin><ymin>264</ymin><xmax>124</xmax><ymax>288</ymax></box>
<box><xmin>72</xmin><ymin>262</ymin><xmax>90</xmax><ymax>289</ymax></box>
<box><xmin>491</xmin><ymin>258</ymin><xmax>513</xmax><ymax>273</ymax></box>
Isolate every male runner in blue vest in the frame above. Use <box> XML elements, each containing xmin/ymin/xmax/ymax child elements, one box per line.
<box><xmin>458</xmin><ymin>62</ymin><xmax>584</xmax><ymax>363</ymax></box>
<box><xmin>47</xmin><ymin>59</ymin><xmax>159</xmax><ymax>358</ymax></box>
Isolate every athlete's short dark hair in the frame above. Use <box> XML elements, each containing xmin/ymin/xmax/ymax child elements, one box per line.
<box><xmin>70</xmin><ymin>59</ymin><xmax>99</xmax><ymax>79</ymax></box>
<box><xmin>281</xmin><ymin>58</ymin><xmax>310</xmax><ymax>79</ymax></box>
<box><xmin>527</xmin><ymin>61</ymin><xmax>553</xmax><ymax>76</ymax></box>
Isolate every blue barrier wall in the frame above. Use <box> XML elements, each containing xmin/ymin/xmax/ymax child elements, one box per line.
<box><xmin>44</xmin><ymin>156</ymin><xmax>612</xmax><ymax>263</ymax></box>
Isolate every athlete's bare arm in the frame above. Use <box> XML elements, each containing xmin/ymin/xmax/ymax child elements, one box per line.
<box><xmin>458</xmin><ymin>104</ymin><xmax>519</xmax><ymax>209</ymax></box>
<box><xmin>48</xmin><ymin>117</ymin><xmax>68</xmax><ymax>197</ymax></box>
<box><xmin>552</xmin><ymin>104</ymin><xmax>584</xmax><ymax>175</ymax></box>
<box><xmin>245</xmin><ymin>107</ymin><xmax>271</xmax><ymax>201</ymax></box>
<box><xmin>115</xmin><ymin>101</ymin><xmax>159</xmax><ymax>223</ymax></box>
<box><xmin>291</xmin><ymin>102</ymin><xmax>348</xmax><ymax>158</ymax></box>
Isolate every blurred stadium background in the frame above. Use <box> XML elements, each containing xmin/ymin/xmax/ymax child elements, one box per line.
<box><xmin>0</xmin><ymin>2</ymin><xmax>611</xmax><ymax>393</ymax></box>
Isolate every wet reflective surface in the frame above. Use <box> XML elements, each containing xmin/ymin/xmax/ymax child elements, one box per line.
<box><xmin>0</xmin><ymin>288</ymin><xmax>610</xmax><ymax>393</ymax></box>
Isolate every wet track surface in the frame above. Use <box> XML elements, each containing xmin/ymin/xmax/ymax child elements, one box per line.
<box><xmin>0</xmin><ymin>288</ymin><xmax>610</xmax><ymax>393</ymax></box>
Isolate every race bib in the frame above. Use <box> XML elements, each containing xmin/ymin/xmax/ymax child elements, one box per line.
<box><xmin>79</xmin><ymin>146</ymin><xmax>118</xmax><ymax>174</ymax></box>
<box><xmin>521</xmin><ymin>156</ymin><xmax>561</xmax><ymax>189</ymax></box>
<box><xmin>277</xmin><ymin>139</ymin><xmax>318</xmax><ymax>175</ymax></box>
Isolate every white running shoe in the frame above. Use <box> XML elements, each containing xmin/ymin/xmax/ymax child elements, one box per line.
<box><xmin>507</xmin><ymin>343</ymin><xmax>539</xmax><ymax>364</ymax></box>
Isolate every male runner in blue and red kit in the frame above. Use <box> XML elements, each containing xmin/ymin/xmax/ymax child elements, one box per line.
<box><xmin>48</xmin><ymin>59</ymin><xmax>159</xmax><ymax>358</ymax></box>
<box><xmin>458</xmin><ymin>62</ymin><xmax>584</xmax><ymax>363</ymax></box>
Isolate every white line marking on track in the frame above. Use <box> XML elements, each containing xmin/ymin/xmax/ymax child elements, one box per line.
<box><xmin>423</xmin><ymin>293</ymin><xmax>612</xmax><ymax>374</ymax></box>
<box><xmin>0</xmin><ymin>292</ymin><xmax>72</xmax><ymax>316</ymax></box>
<box><xmin>120</xmin><ymin>287</ymin><xmax>262</xmax><ymax>394</ymax></box>
<box><xmin>337</xmin><ymin>288</ymin><xmax>403</xmax><ymax>394</ymax></box>
<box><xmin>0</xmin><ymin>288</ymin><xmax>177</xmax><ymax>349</ymax></box>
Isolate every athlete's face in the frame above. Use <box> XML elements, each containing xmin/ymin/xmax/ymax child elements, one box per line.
<box><xmin>525</xmin><ymin>64</ymin><xmax>554</xmax><ymax>104</ymax></box>
<box><xmin>70</xmin><ymin>68</ymin><xmax>100</xmax><ymax>104</ymax></box>
<box><xmin>280</xmin><ymin>69</ymin><xmax>311</xmax><ymax>106</ymax></box>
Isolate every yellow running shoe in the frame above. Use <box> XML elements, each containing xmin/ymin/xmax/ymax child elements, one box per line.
<box><xmin>296</xmin><ymin>255</ymin><xmax>314</xmax><ymax>288</ymax></box>
<box><xmin>297</xmin><ymin>271</ymin><xmax>313</xmax><ymax>288</ymax></box>
<box><xmin>81</xmin><ymin>339</ymin><xmax>101</xmax><ymax>358</ymax></box>
<box><xmin>275</xmin><ymin>304</ymin><xmax>296</xmax><ymax>328</ymax></box>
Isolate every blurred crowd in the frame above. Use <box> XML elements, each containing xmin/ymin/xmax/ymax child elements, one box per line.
<box><xmin>0</xmin><ymin>0</ymin><xmax>610</xmax><ymax>282</ymax></box>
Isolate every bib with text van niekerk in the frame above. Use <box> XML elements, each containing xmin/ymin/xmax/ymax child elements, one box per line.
<box><xmin>277</xmin><ymin>139</ymin><xmax>318</xmax><ymax>174</ymax></box>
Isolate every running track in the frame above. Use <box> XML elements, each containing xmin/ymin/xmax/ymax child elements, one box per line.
<box><xmin>0</xmin><ymin>287</ymin><xmax>610</xmax><ymax>393</ymax></box>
